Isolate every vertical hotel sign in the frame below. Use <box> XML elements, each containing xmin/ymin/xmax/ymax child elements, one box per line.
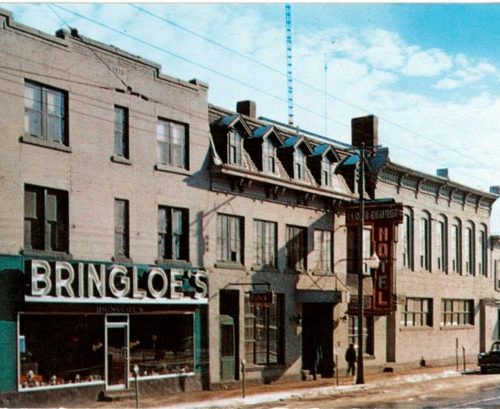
<box><xmin>345</xmin><ymin>201</ymin><xmax>403</xmax><ymax>315</ymax></box>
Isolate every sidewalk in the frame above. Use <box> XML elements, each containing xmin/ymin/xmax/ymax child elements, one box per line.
<box><xmin>90</xmin><ymin>364</ymin><xmax>467</xmax><ymax>408</ymax></box>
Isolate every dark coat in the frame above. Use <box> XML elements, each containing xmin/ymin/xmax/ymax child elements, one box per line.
<box><xmin>345</xmin><ymin>345</ymin><xmax>356</xmax><ymax>363</ymax></box>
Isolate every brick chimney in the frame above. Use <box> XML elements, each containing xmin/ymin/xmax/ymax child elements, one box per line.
<box><xmin>236</xmin><ymin>100</ymin><xmax>257</xmax><ymax>118</ymax></box>
<box><xmin>351</xmin><ymin>115</ymin><xmax>378</xmax><ymax>148</ymax></box>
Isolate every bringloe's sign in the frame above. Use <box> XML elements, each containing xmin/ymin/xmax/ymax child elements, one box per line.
<box><xmin>25</xmin><ymin>259</ymin><xmax>208</xmax><ymax>304</ymax></box>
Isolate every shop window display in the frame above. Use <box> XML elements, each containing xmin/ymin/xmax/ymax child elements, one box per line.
<box><xmin>19</xmin><ymin>314</ymin><xmax>105</xmax><ymax>388</ymax></box>
<box><xmin>129</xmin><ymin>314</ymin><xmax>194</xmax><ymax>377</ymax></box>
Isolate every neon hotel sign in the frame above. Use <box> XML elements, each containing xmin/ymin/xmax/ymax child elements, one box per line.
<box><xmin>25</xmin><ymin>260</ymin><xmax>208</xmax><ymax>304</ymax></box>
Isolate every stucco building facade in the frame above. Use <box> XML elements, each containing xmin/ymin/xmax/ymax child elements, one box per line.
<box><xmin>1</xmin><ymin>8</ymin><xmax>499</xmax><ymax>405</ymax></box>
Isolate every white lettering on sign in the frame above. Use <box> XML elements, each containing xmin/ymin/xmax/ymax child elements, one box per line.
<box><xmin>26</xmin><ymin>260</ymin><xmax>209</xmax><ymax>303</ymax></box>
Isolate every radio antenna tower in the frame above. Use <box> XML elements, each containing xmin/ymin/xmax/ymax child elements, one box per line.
<box><xmin>285</xmin><ymin>3</ymin><xmax>294</xmax><ymax>126</ymax></box>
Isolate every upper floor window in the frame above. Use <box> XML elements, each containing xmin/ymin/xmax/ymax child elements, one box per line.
<box><xmin>402</xmin><ymin>210</ymin><xmax>414</xmax><ymax>270</ymax></box>
<box><xmin>217</xmin><ymin>214</ymin><xmax>244</xmax><ymax>264</ymax></box>
<box><xmin>24</xmin><ymin>81</ymin><xmax>67</xmax><ymax>145</ymax></box>
<box><xmin>436</xmin><ymin>215</ymin><xmax>448</xmax><ymax>273</ymax></box>
<box><xmin>114</xmin><ymin>106</ymin><xmax>129</xmax><ymax>159</ymax></box>
<box><xmin>451</xmin><ymin>218</ymin><xmax>462</xmax><ymax>274</ymax></box>
<box><xmin>253</xmin><ymin>219</ymin><xmax>277</xmax><ymax>268</ymax></box>
<box><xmin>263</xmin><ymin>139</ymin><xmax>277</xmax><ymax>174</ymax></box>
<box><xmin>420</xmin><ymin>212</ymin><xmax>431</xmax><ymax>271</ymax></box>
<box><xmin>158</xmin><ymin>206</ymin><xmax>189</xmax><ymax>261</ymax></box>
<box><xmin>227</xmin><ymin>129</ymin><xmax>242</xmax><ymax>165</ymax></box>
<box><xmin>465</xmin><ymin>221</ymin><xmax>475</xmax><ymax>275</ymax></box>
<box><xmin>478</xmin><ymin>225</ymin><xmax>487</xmax><ymax>276</ymax></box>
<box><xmin>24</xmin><ymin>184</ymin><xmax>68</xmax><ymax>253</ymax></box>
<box><xmin>114</xmin><ymin>199</ymin><xmax>129</xmax><ymax>259</ymax></box>
<box><xmin>401</xmin><ymin>298</ymin><xmax>432</xmax><ymax>327</ymax></box>
<box><xmin>313</xmin><ymin>229</ymin><xmax>333</xmax><ymax>273</ymax></box>
<box><xmin>293</xmin><ymin>149</ymin><xmax>306</xmax><ymax>181</ymax></box>
<box><xmin>347</xmin><ymin>226</ymin><xmax>372</xmax><ymax>275</ymax></box>
<box><xmin>157</xmin><ymin>119</ymin><xmax>188</xmax><ymax>169</ymax></box>
<box><xmin>286</xmin><ymin>225</ymin><xmax>307</xmax><ymax>271</ymax></box>
<box><xmin>441</xmin><ymin>299</ymin><xmax>474</xmax><ymax>326</ymax></box>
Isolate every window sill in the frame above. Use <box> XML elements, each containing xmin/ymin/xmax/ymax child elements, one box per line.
<box><xmin>111</xmin><ymin>256</ymin><xmax>133</xmax><ymax>264</ymax></box>
<box><xmin>20</xmin><ymin>249</ymin><xmax>73</xmax><ymax>260</ymax></box>
<box><xmin>215</xmin><ymin>262</ymin><xmax>245</xmax><ymax>270</ymax></box>
<box><xmin>439</xmin><ymin>325</ymin><xmax>474</xmax><ymax>331</ymax></box>
<box><xmin>20</xmin><ymin>135</ymin><xmax>72</xmax><ymax>153</ymax></box>
<box><xmin>244</xmin><ymin>363</ymin><xmax>286</xmax><ymax>372</ymax></box>
<box><xmin>155</xmin><ymin>259</ymin><xmax>191</xmax><ymax>268</ymax></box>
<box><xmin>400</xmin><ymin>326</ymin><xmax>434</xmax><ymax>332</ymax></box>
<box><xmin>111</xmin><ymin>155</ymin><xmax>132</xmax><ymax>165</ymax></box>
<box><xmin>251</xmin><ymin>265</ymin><xmax>279</xmax><ymax>273</ymax></box>
<box><xmin>155</xmin><ymin>163</ymin><xmax>191</xmax><ymax>176</ymax></box>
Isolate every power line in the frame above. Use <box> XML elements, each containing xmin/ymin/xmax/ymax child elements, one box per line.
<box><xmin>127</xmin><ymin>4</ymin><xmax>500</xmax><ymax>174</ymax></box>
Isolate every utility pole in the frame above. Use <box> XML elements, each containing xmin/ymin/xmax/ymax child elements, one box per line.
<box><xmin>356</xmin><ymin>144</ymin><xmax>365</xmax><ymax>385</ymax></box>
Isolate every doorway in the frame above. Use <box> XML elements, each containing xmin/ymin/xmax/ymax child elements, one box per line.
<box><xmin>220</xmin><ymin>290</ymin><xmax>239</xmax><ymax>380</ymax></box>
<box><xmin>106</xmin><ymin>316</ymin><xmax>129</xmax><ymax>390</ymax></box>
<box><xmin>302</xmin><ymin>303</ymin><xmax>334</xmax><ymax>378</ymax></box>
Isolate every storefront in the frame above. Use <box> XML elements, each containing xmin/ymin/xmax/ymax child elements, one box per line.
<box><xmin>0</xmin><ymin>256</ymin><xmax>208</xmax><ymax>395</ymax></box>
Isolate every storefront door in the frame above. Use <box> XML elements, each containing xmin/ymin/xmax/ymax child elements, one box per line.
<box><xmin>106</xmin><ymin>318</ymin><xmax>129</xmax><ymax>390</ymax></box>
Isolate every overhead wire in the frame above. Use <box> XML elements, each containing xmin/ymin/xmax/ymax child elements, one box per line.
<box><xmin>7</xmin><ymin>4</ymin><xmax>497</xmax><ymax>190</ymax></box>
<box><xmin>127</xmin><ymin>4</ymin><xmax>500</xmax><ymax>174</ymax></box>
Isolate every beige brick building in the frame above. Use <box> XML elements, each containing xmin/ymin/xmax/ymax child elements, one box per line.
<box><xmin>0</xmin><ymin>8</ymin><xmax>499</xmax><ymax>405</ymax></box>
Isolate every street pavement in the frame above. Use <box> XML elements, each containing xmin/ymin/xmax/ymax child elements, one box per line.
<box><xmin>84</xmin><ymin>364</ymin><xmax>500</xmax><ymax>409</ymax></box>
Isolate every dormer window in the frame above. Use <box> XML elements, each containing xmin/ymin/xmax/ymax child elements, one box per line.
<box><xmin>322</xmin><ymin>156</ymin><xmax>331</xmax><ymax>187</ymax></box>
<box><xmin>228</xmin><ymin>129</ymin><xmax>242</xmax><ymax>165</ymax></box>
<box><xmin>294</xmin><ymin>149</ymin><xmax>306</xmax><ymax>180</ymax></box>
<box><xmin>263</xmin><ymin>139</ymin><xmax>277</xmax><ymax>174</ymax></box>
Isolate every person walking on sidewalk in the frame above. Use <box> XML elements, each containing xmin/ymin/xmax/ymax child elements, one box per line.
<box><xmin>312</xmin><ymin>340</ymin><xmax>323</xmax><ymax>380</ymax></box>
<box><xmin>345</xmin><ymin>343</ymin><xmax>356</xmax><ymax>376</ymax></box>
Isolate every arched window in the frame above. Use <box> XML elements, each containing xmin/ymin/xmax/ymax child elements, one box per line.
<box><xmin>402</xmin><ymin>207</ymin><xmax>414</xmax><ymax>270</ymax></box>
<box><xmin>478</xmin><ymin>224</ymin><xmax>488</xmax><ymax>276</ymax></box>
<box><xmin>465</xmin><ymin>221</ymin><xmax>475</xmax><ymax>275</ymax></box>
<box><xmin>451</xmin><ymin>218</ymin><xmax>462</xmax><ymax>274</ymax></box>
<box><xmin>419</xmin><ymin>211</ymin><xmax>431</xmax><ymax>271</ymax></box>
<box><xmin>436</xmin><ymin>214</ymin><xmax>448</xmax><ymax>273</ymax></box>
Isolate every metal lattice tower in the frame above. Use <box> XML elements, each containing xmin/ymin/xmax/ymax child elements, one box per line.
<box><xmin>285</xmin><ymin>4</ymin><xmax>294</xmax><ymax>126</ymax></box>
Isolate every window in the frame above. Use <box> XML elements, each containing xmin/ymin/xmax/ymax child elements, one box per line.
<box><xmin>441</xmin><ymin>299</ymin><xmax>474</xmax><ymax>326</ymax></box>
<box><xmin>293</xmin><ymin>149</ymin><xmax>306</xmax><ymax>180</ymax></box>
<box><xmin>253</xmin><ymin>220</ymin><xmax>277</xmax><ymax>268</ymax></box>
<box><xmin>401</xmin><ymin>298</ymin><xmax>432</xmax><ymax>327</ymax></box>
<box><xmin>451</xmin><ymin>219</ymin><xmax>462</xmax><ymax>274</ymax></box>
<box><xmin>313</xmin><ymin>229</ymin><xmax>333</xmax><ymax>273</ymax></box>
<box><xmin>244</xmin><ymin>293</ymin><xmax>284</xmax><ymax>365</ymax></box>
<box><xmin>465</xmin><ymin>222</ymin><xmax>475</xmax><ymax>275</ymax></box>
<box><xmin>286</xmin><ymin>225</ymin><xmax>307</xmax><ymax>271</ymax></box>
<box><xmin>478</xmin><ymin>225</ymin><xmax>487</xmax><ymax>276</ymax></box>
<box><xmin>402</xmin><ymin>209</ymin><xmax>414</xmax><ymax>270</ymax></box>
<box><xmin>156</xmin><ymin>119</ymin><xmax>188</xmax><ymax>169</ymax></box>
<box><xmin>437</xmin><ymin>215</ymin><xmax>447</xmax><ymax>272</ymax></box>
<box><xmin>114</xmin><ymin>199</ymin><xmax>129</xmax><ymax>259</ymax></box>
<box><xmin>24</xmin><ymin>185</ymin><xmax>68</xmax><ymax>253</ymax></box>
<box><xmin>227</xmin><ymin>129</ymin><xmax>242</xmax><ymax>165</ymax></box>
<box><xmin>217</xmin><ymin>214</ymin><xmax>244</xmax><ymax>264</ymax></box>
<box><xmin>263</xmin><ymin>139</ymin><xmax>277</xmax><ymax>174</ymax></box>
<box><xmin>24</xmin><ymin>81</ymin><xmax>67</xmax><ymax>145</ymax></box>
<box><xmin>347</xmin><ymin>226</ymin><xmax>372</xmax><ymax>275</ymax></box>
<box><xmin>348</xmin><ymin>315</ymin><xmax>374</xmax><ymax>356</ymax></box>
<box><xmin>420</xmin><ymin>212</ymin><xmax>431</xmax><ymax>271</ymax></box>
<box><xmin>158</xmin><ymin>206</ymin><xmax>189</xmax><ymax>261</ymax></box>
<box><xmin>114</xmin><ymin>106</ymin><xmax>129</xmax><ymax>158</ymax></box>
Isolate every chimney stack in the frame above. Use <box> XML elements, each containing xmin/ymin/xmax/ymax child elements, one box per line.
<box><xmin>236</xmin><ymin>100</ymin><xmax>257</xmax><ymax>118</ymax></box>
<box><xmin>436</xmin><ymin>168</ymin><xmax>449</xmax><ymax>179</ymax></box>
<box><xmin>351</xmin><ymin>115</ymin><xmax>378</xmax><ymax>148</ymax></box>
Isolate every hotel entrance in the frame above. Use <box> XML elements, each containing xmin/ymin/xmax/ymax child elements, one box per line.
<box><xmin>105</xmin><ymin>315</ymin><xmax>129</xmax><ymax>390</ymax></box>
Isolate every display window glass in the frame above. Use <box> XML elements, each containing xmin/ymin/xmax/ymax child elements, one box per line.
<box><xmin>19</xmin><ymin>314</ymin><xmax>105</xmax><ymax>388</ymax></box>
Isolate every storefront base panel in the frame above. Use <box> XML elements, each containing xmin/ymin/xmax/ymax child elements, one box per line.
<box><xmin>210</xmin><ymin>370</ymin><xmax>301</xmax><ymax>391</ymax></box>
<box><xmin>0</xmin><ymin>384</ymin><xmax>104</xmax><ymax>408</ymax></box>
<box><xmin>130</xmin><ymin>374</ymin><xmax>202</xmax><ymax>396</ymax></box>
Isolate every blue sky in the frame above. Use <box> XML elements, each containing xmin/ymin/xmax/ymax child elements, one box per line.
<box><xmin>2</xmin><ymin>2</ymin><xmax>500</xmax><ymax>232</ymax></box>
